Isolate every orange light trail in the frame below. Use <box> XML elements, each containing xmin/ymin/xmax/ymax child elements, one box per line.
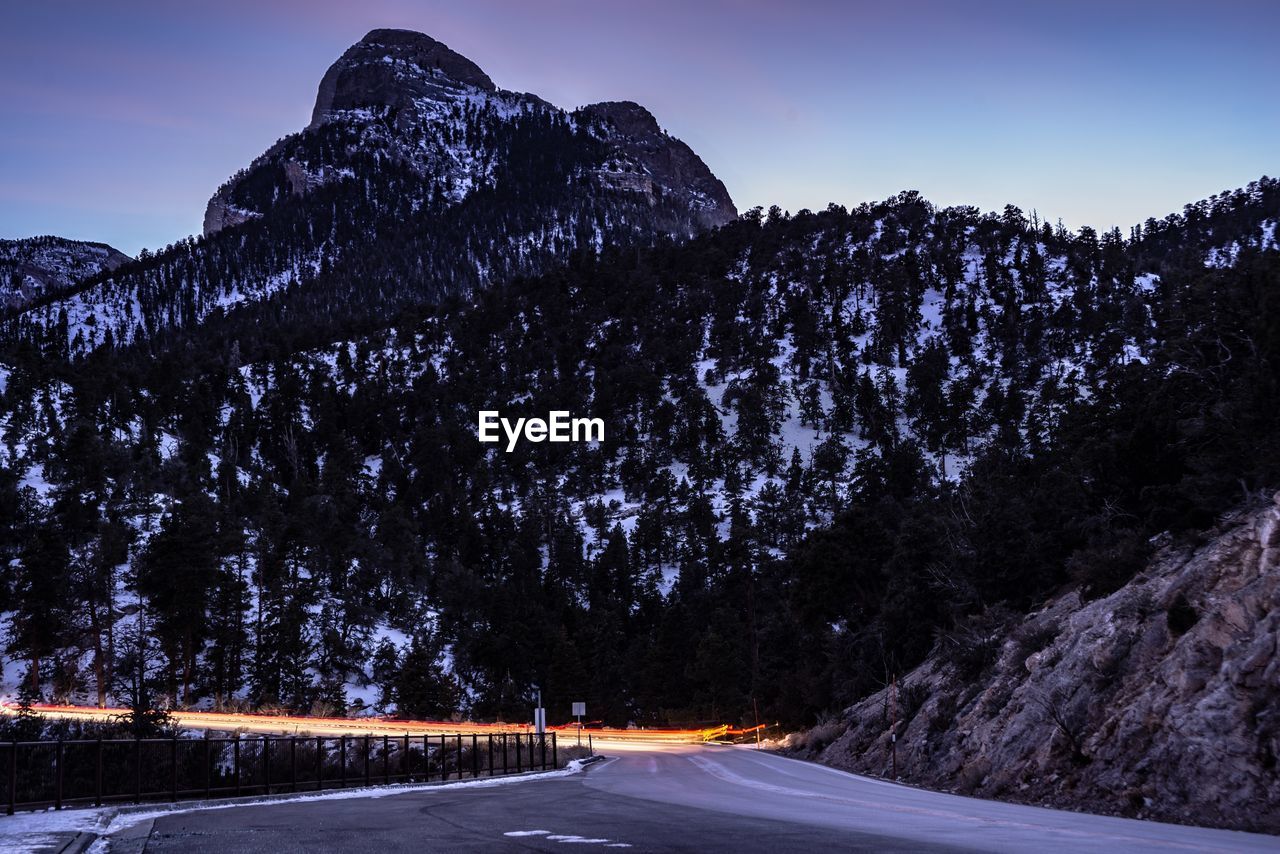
<box><xmin>2</xmin><ymin>704</ymin><xmax>728</xmax><ymax>743</ymax></box>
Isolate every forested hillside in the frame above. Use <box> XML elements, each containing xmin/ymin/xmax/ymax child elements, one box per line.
<box><xmin>2</xmin><ymin>174</ymin><xmax>1276</xmax><ymax>727</ymax></box>
<box><xmin>0</xmin><ymin>237</ymin><xmax>129</xmax><ymax>313</ymax></box>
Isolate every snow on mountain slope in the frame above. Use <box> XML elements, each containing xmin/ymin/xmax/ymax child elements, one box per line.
<box><xmin>0</xmin><ymin>236</ymin><xmax>130</xmax><ymax>311</ymax></box>
<box><xmin>206</xmin><ymin>29</ymin><xmax>735</xmax><ymax>238</ymax></box>
<box><xmin>9</xmin><ymin>29</ymin><xmax>737</xmax><ymax>358</ymax></box>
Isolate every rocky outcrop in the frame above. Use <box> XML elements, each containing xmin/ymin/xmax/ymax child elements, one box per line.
<box><xmin>309</xmin><ymin>29</ymin><xmax>495</xmax><ymax>129</ymax></box>
<box><xmin>202</xmin><ymin>192</ymin><xmax>258</xmax><ymax>236</ymax></box>
<box><xmin>203</xmin><ymin>161</ymin><xmax>316</xmax><ymax>235</ymax></box>
<box><xmin>0</xmin><ymin>236</ymin><xmax>130</xmax><ymax>310</ymax></box>
<box><xmin>790</xmin><ymin>494</ymin><xmax>1280</xmax><ymax>833</ymax></box>
<box><xmin>580</xmin><ymin>101</ymin><xmax>736</xmax><ymax>230</ymax></box>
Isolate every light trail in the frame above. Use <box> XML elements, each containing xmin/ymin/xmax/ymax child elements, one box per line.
<box><xmin>2</xmin><ymin>704</ymin><xmax>727</xmax><ymax>743</ymax></box>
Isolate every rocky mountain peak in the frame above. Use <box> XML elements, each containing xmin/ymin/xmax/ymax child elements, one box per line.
<box><xmin>582</xmin><ymin>101</ymin><xmax>661</xmax><ymax>137</ymax></box>
<box><xmin>204</xmin><ymin>28</ymin><xmax>737</xmax><ymax>243</ymax></box>
<box><xmin>310</xmin><ymin>28</ymin><xmax>495</xmax><ymax>128</ymax></box>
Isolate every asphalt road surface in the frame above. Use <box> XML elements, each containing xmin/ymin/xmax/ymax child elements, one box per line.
<box><xmin>107</xmin><ymin>742</ymin><xmax>1279</xmax><ymax>853</ymax></box>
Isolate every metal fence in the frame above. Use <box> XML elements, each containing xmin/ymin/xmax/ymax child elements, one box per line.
<box><xmin>2</xmin><ymin>731</ymin><xmax>562</xmax><ymax>815</ymax></box>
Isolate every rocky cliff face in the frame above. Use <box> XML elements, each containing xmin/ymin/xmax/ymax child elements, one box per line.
<box><xmin>309</xmin><ymin>28</ymin><xmax>495</xmax><ymax>128</ymax></box>
<box><xmin>204</xmin><ymin>29</ymin><xmax>735</xmax><ymax>239</ymax></box>
<box><xmin>790</xmin><ymin>494</ymin><xmax>1280</xmax><ymax>833</ymax></box>
<box><xmin>579</xmin><ymin>101</ymin><xmax>737</xmax><ymax>232</ymax></box>
<box><xmin>0</xmin><ymin>236</ymin><xmax>130</xmax><ymax>311</ymax></box>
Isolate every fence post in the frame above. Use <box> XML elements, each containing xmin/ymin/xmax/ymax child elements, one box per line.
<box><xmin>456</xmin><ymin>736</ymin><xmax>463</xmax><ymax>780</ymax></box>
<box><xmin>471</xmin><ymin>735</ymin><xmax>478</xmax><ymax>778</ymax></box>
<box><xmin>316</xmin><ymin>737</ymin><xmax>324</xmax><ymax>792</ymax></box>
<box><xmin>233</xmin><ymin>734</ymin><xmax>241</xmax><ymax>797</ymax></box>
<box><xmin>363</xmin><ymin>736</ymin><xmax>371</xmax><ymax>788</ymax></box>
<box><xmin>515</xmin><ymin>733</ymin><xmax>522</xmax><ymax>773</ymax></box>
<box><xmin>54</xmin><ymin>739</ymin><xmax>63</xmax><ymax>810</ymax></box>
<box><xmin>263</xmin><ymin>737</ymin><xmax>271</xmax><ymax>795</ymax></box>
<box><xmin>8</xmin><ymin>741</ymin><xmax>16</xmax><ymax>815</ymax></box>
<box><xmin>553</xmin><ymin>732</ymin><xmax>557</xmax><ymax>769</ymax></box>
<box><xmin>290</xmin><ymin>737</ymin><xmax>297</xmax><ymax>793</ymax></box>
<box><xmin>134</xmin><ymin>737</ymin><xmax>142</xmax><ymax>804</ymax></box>
<box><xmin>487</xmin><ymin>735</ymin><xmax>493</xmax><ymax>777</ymax></box>
<box><xmin>588</xmin><ymin>733</ymin><xmax>593</xmax><ymax>756</ymax></box>
<box><xmin>95</xmin><ymin>738</ymin><xmax>103</xmax><ymax>807</ymax></box>
<box><xmin>540</xmin><ymin>733</ymin><xmax>546</xmax><ymax>770</ymax></box>
<box><xmin>423</xmin><ymin>735</ymin><xmax>430</xmax><ymax>782</ymax></box>
<box><xmin>383</xmin><ymin>735</ymin><xmax>390</xmax><ymax>785</ymax></box>
<box><xmin>502</xmin><ymin>734</ymin><xmax>508</xmax><ymax>775</ymax></box>
<box><xmin>402</xmin><ymin>734</ymin><xmax>409</xmax><ymax>782</ymax></box>
<box><xmin>339</xmin><ymin>736</ymin><xmax>347</xmax><ymax>789</ymax></box>
<box><xmin>204</xmin><ymin>736</ymin><xmax>212</xmax><ymax>799</ymax></box>
<box><xmin>170</xmin><ymin>737</ymin><xmax>178</xmax><ymax>802</ymax></box>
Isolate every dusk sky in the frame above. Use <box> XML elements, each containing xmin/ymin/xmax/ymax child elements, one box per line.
<box><xmin>3</xmin><ymin>0</ymin><xmax>1277</xmax><ymax>256</ymax></box>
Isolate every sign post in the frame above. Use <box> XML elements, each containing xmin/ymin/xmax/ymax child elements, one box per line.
<box><xmin>534</xmin><ymin>686</ymin><xmax>546</xmax><ymax>736</ymax></box>
<box><xmin>889</xmin><ymin>673</ymin><xmax>898</xmax><ymax>779</ymax></box>
<box><xmin>572</xmin><ymin>702</ymin><xmax>586</xmax><ymax>746</ymax></box>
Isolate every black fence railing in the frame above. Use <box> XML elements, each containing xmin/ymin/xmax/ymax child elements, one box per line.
<box><xmin>3</xmin><ymin>731</ymin><xmax>561</xmax><ymax>815</ymax></box>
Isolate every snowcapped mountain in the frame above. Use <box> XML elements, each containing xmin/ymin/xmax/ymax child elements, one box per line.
<box><xmin>0</xmin><ymin>236</ymin><xmax>130</xmax><ymax>312</ymax></box>
<box><xmin>208</xmin><ymin>29</ymin><xmax>734</xmax><ymax>236</ymax></box>
<box><xmin>8</xmin><ymin>28</ymin><xmax>735</xmax><ymax>355</ymax></box>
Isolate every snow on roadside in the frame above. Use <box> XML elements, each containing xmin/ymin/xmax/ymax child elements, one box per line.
<box><xmin>0</xmin><ymin>761</ymin><xmax>592</xmax><ymax>853</ymax></box>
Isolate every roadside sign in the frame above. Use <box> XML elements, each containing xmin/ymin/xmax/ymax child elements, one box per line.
<box><xmin>572</xmin><ymin>702</ymin><xmax>586</xmax><ymax>717</ymax></box>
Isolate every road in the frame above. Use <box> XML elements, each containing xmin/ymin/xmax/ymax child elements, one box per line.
<box><xmin>103</xmin><ymin>742</ymin><xmax>1278</xmax><ymax>853</ymax></box>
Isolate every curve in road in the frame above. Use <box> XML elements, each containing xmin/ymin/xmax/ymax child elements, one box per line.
<box><xmin>109</xmin><ymin>743</ymin><xmax>1278</xmax><ymax>853</ymax></box>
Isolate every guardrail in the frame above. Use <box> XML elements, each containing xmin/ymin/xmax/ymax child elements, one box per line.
<box><xmin>2</xmin><ymin>731</ymin><xmax>562</xmax><ymax>816</ymax></box>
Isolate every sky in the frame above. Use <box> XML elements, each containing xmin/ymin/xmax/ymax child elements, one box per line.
<box><xmin>2</xmin><ymin>0</ymin><xmax>1277</xmax><ymax>256</ymax></box>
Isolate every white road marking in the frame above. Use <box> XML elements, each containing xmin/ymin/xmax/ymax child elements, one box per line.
<box><xmin>506</xmin><ymin>828</ymin><xmax>631</xmax><ymax>846</ymax></box>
